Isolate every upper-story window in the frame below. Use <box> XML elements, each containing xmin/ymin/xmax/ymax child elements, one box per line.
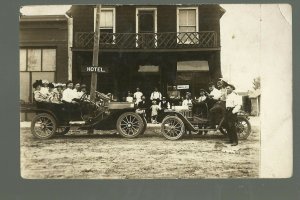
<box><xmin>177</xmin><ymin>7</ymin><xmax>199</xmax><ymax>44</ymax></box>
<box><xmin>94</xmin><ymin>7</ymin><xmax>116</xmax><ymax>43</ymax></box>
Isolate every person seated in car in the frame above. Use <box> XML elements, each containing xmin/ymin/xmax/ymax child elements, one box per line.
<box><xmin>207</xmin><ymin>82</ymin><xmax>222</xmax><ymax>128</ymax></box>
<box><xmin>48</xmin><ymin>83</ymin><xmax>61</xmax><ymax>104</ymax></box>
<box><xmin>158</xmin><ymin>96</ymin><xmax>171</xmax><ymax>120</ymax></box>
<box><xmin>182</xmin><ymin>94</ymin><xmax>193</xmax><ymax>108</ymax></box>
<box><xmin>40</xmin><ymin>80</ymin><xmax>50</xmax><ymax>97</ymax></box>
<box><xmin>62</xmin><ymin>80</ymin><xmax>80</xmax><ymax>103</ymax></box>
<box><xmin>193</xmin><ymin>89</ymin><xmax>208</xmax><ymax>117</ymax></box>
<box><xmin>32</xmin><ymin>80</ymin><xmax>48</xmax><ymax>102</ymax></box>
<box><xmin>137</xmin><ymin>95</ymin><xmax>150</xmax><ymax>121</ymax></box>
<box><xmin>73</xmin><ymin>83</ymin><xmax>82</xmax><ymax>99</ymax></box>
<box><xmin>54</xmin><ymin>83</ymin><xmax>63</xmax><ymax>101</ymax></box>
<box><xmin>159</xmin><ymin>96</ymin><xmax>170</xmax><ymax>110</ymax></box>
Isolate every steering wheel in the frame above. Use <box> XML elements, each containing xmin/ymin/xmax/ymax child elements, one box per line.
<box><xmin>79</xmin><ymin>93</ymin><xmax>88</xmax><ymax>102</ymax></box>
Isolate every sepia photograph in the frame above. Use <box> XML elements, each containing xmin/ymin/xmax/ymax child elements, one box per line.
<box><xmin>19</xmin><ymin>4</ymin><xmax>292</xmax><ymax>179</ymax></box>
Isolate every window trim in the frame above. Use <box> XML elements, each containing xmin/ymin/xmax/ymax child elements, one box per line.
<box><xmin>93</xmin><ymin>7</ymin><xmax>116</xmax><ymax>44</ymax></box>
<box><xmin>135</xmin><ymin>7</ymin><xmax>158</xmax><ymax>47</ymax></box>
<box><xmin>176</xmin><ymin>7</ymin><xmax>199</xmax><ymax>44</ymax></box>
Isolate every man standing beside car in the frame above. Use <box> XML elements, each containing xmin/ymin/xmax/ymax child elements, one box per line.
<box><xmin>224</xmin><ymin>84</ymin><xmax>241</xmax><ymax>146</ymax></box>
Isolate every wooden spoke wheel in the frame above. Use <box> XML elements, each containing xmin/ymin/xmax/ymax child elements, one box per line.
<box><xmin>31</xmin><ymin>113</ymin><xmax>57</xmax><ymax>139</ymax></box>
<box><xmin>219</xmin><ymin>116</ymin><xmax>251</xmax><ymax>140</ymax></box>
<box><xmin>236</xmin><ymin>116</ymin><xmax>251</xmax><ymax>140</ymax></box>
<box><xmin>116</xmin><ymin>112</ymin><xmax>145</xmax><ymax>138</ymax></box>
<box><xmin>161</xmin><ymin>116</ymin><xmax>185</xmax><ymax>140</ymax></box>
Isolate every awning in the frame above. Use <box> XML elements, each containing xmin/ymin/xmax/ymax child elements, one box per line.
<box><xmin>138</xmin><ymin>65</ymin><xmax>159</xmax><ymax>73</ymax></box>
<box><xmin>177</xmin><ymin>61</ymin><xmax>209</xmax><ymax>71</ymax></box>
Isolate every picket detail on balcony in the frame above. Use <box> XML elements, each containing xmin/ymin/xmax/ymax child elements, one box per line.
<box><xmin>74</xmin><ymin>31</ymin><xmax>217</xmax><ymax>49</ymax></box>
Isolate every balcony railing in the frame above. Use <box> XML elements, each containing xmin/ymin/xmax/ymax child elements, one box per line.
<box><xmin>74</xmin><ymin>31</ymin><xmax>218</xmax><ymax>50</ymax></box>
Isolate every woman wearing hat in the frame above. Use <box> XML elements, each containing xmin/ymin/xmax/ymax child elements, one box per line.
<box><xmin>48</xmin><ymin>83</ymin><xmax>61</xmax><ymax>103</ymax></box>
<box><xmin>32</xmin><ymin>80</ymin><xmax>48</xmax><ymax>102</ymax></box>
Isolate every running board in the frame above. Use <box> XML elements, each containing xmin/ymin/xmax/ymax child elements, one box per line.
<box><xmin>69</xmin><ymin>121</ymin><xmax>86</xmax><ymax>125</ymax></box>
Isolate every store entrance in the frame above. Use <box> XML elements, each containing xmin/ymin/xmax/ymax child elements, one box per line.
<box><xmin>134</xmin><ymin>73</ymin><xmax>161</xmax><ymax>99</ymax></box>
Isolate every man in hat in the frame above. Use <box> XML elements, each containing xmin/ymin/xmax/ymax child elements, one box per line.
<box><xmin>193</xmin><ymin>89</ymin><xmax>208</xmax><ymax>117</ymax></box>
<box><xmin>62</xmin><ymin>80</ymin><xmax>79</xmax><ymax>103</ymax></box>
<box><xmin>207</xmin><ymin>82</ymin><xmax>222</xmax><ymax>128</ymax></box>
<box><xmin>224</xmin><ymin>84</ymin><xmax>241</xmax><ymax>146</ymax></box>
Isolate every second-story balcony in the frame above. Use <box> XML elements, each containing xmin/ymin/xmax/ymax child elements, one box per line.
<box><xmin>73</xmin><ymin>31</ymin><xmax>219</xmax><ymax>52</ymax></box>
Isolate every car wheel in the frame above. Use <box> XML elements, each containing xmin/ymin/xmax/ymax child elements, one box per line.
<box><xmin>31</xmin><ymin>113</ymin><xmax>57</xmax><ymax>139</ymax></box>
<box><xmin>236</xmin><ymin>116</ymin><xmax>252</xmax><ymax>140</ymax></box>
<box><xmin>116</xmin><ymin>112</ymin><xmax>145</xmax><ymax>138</ymax></box>
<box><xmin>161</xmin><ymin>116</ymin><xmax>185</xmax><ymax>140</ymax></box>
<box><xmin>219</xmin><ymin>116</ymin><xmax>251</xmax><ymax>140</ymax></box>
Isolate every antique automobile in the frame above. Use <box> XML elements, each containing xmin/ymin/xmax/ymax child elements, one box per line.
<box><xmin>21</xmin><ymin>91</ymin><xmax>147</xmax><ymax>139</ymax></box>
<box><xmin>157</xmin><ymin>102</ymin><xmax>251</xmax><ymax>141</ymax></box>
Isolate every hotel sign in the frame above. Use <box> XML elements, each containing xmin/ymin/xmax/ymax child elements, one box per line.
<box><xmin>81</xmin><ymin>66</ymin><xmax>108</xmax><ymax>73</ymax></box>
<box><xmin>177</xmin><ymin>85</ymin><xmax>189</xmax><ymax>90</ymax></box>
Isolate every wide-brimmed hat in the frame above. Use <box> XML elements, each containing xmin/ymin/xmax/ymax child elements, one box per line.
<box><xmin>32</xmin><ymin>80</ymin><xmax>43</xmax><ymax>88</ymax></box>
<box><xmin>227</xmin><ymin>84</ymin><xmax>236</xmax><ymax>90</ymax></box>
<box><xmin>66</xmin><ymin>80</ymin><xmax>73</xmax><ymax>86</ymax></box>
<box><xmin>42</xmin><ymin>80</ymin><xmax>49</xmax><ymax>84</ymax></box>
<box><xmin>48</xmin><ymin>83</ymin><xmax>54</xmax><ymax>88</ymax></box>
<box><xmin>55</xmin><ymin>83</ymin><xmax>63</xmax><ymax>88</ymax></box>
<box><xmin>208</xmin><ymin>82</ymin><xmax>215</xmax><ymax>87</ymax></box>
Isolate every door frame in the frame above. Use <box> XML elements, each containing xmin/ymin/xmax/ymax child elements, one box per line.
<box><xmin>135</xmin><ymin>7</ymin><xmax>157</xmax><ymax>47</ymax></box>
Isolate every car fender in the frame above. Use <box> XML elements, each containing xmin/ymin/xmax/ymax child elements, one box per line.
<box><xmin>162</xmin><ymin>111</ymin><xmax>197</xmax><ymax>132</ymax></box>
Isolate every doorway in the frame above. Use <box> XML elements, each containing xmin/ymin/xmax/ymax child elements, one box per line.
<box><xmin>136</xmin><ymin>8</ymin><xmax>157</xmax><ymax>48</ymax></box>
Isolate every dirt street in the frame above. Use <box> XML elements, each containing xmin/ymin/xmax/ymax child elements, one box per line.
<box><xmin>21</xmin><ymin>117</ymin><xmax>260</xmax><ymax>179</ymax></box>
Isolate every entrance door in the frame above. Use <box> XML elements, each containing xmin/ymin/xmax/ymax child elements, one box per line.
<box><xmin>135</xmin><ymin>73</ymin><xmax>161</xmax><ymax>99</ymax></box>
<box><xmin>137</xmin><ymin>9</ymin><xmax>157</xmax><ymax>48</ymax></box>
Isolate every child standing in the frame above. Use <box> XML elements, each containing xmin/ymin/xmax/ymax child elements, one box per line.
<box><xmin>150</xmin><ymin>100</ymin><xmax>160</xmax><ymax>124</ymax></box>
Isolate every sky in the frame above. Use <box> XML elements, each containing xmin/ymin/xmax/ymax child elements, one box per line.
<box><xmin>20</xmin><ymin>4</ymin><xmax>292</xmax><ymax>92</ymax></box>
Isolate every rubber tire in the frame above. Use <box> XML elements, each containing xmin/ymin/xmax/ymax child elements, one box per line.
<box><xmin>161</xmin><ymin>116</ymin><xmax>185</xmax><ymax>140</ymax></box>
<box><xmin>219</xmin><ymin>116</ymin><xmax>251</xmax><ymax>140</ymax></box>
<box><xmin>31</xmin><ymin>113</ymin><xmax>57</xmax><ymax>139</ymax></box>
<box><xmin>236</xmin><ymin>116</ymin><xmax>251</xmax><ymax>140</ymax></box>
<box><xmin>56</xmin><ymin>127</ymin><xmax>70</xmax><ymax>135</ymax></box>
<box><xmin>116</xmin><ymin>112</ymin><xmax>145</xmax><ymax>138</ymax></box>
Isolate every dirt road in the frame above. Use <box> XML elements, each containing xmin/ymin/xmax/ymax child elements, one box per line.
<box><xmin>21</xmin><ymin>118</ymin><xmax>260</xmax><ymax>179</ymax></box>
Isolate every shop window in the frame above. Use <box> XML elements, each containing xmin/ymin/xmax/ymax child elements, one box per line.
<box><xmin>27</xmin><ymin>49</ymin><xmax>41</xmax><ymax>71</ymax></box>
<box><xmin>19</xmin><ymin>48</ymin><xmax>56</xmax><ymax>102</ymax></box>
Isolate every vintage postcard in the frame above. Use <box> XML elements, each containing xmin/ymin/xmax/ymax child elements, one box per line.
<box><xmin>20</xmin><ymin>4</ymin><xmax>292</xmax><ymax>179</ymax></box>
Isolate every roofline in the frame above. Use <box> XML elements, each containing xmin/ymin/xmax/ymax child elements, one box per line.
<box><xmin>19</xmin><ymin>15</ymin><xmax>67</xmax><ymax>22</ymax></box>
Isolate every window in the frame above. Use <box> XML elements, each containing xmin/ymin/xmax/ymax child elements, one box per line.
<box><xmin>20</xmin><ymin>48</ymin><xmax>56</xmax><ymax>102</ymax></box>
<box><xmin>177</xmin><ymin>7</ymin><xmax>199</xmax><ymax>44</ymax></box>
<box><xmin>94</xmin><ymin>7</ymin><xmax>116</xmax><ymax>43</ymax></box>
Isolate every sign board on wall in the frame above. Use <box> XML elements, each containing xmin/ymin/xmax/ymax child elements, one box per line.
<box><xmin>177</xmin><ymin>85</ymin><xmax>189</xmax><ymax>90</ymax></box>
<box><xmin>81</xmin><ymin>66</ymin><xmax>108</xmax><ymax>73</ymax></box>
